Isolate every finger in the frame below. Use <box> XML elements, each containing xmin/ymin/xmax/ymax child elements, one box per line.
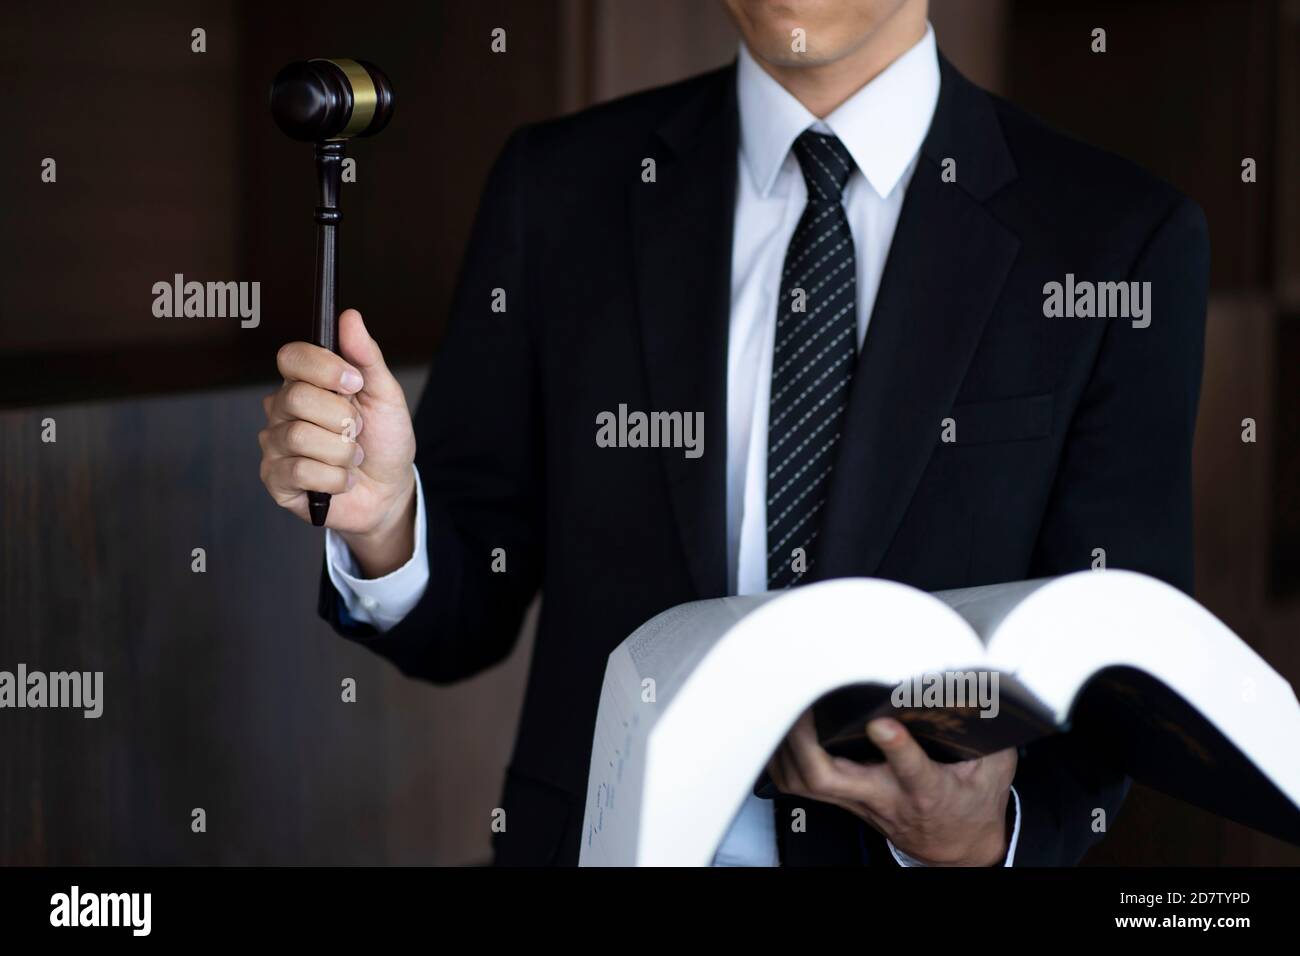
<box><xmin>775</xmin><ymin>752</ymin><xmax>884</xmax><ymax>826</ymax></box>
<box><xmin>262</xmin><ymin>456</ymin><xmax>356</xmax><ymax>498</ymax></box>
<box><xmin>271</xmin><ymin>381</ymin><xmax>362</xmax><ymax>435</ymax></box>
<box><xmin>265</xmin><ymin>420</ymin><xmax>364</xmax><ymax>469</ymax></box>
<box><xmin>774</xmin><ymin>741</ymin><xmax>810</xmax><ymax>795</ymax></box>
<box><xmin>338</xmin><ymin>309</ymin><xmax>405</xmax><ymax>405</ymax></box>
<box><xmin>276</xmin><ymin>341</ymin><xmax>364</xmax><ymax>395</ymax></box>
<box><xmin>830</xmin><ymin>755</ymin><xmax>900</xmax><ymax>792</ymax></box>
<box><xmin>784</xmin><ymin>711</ymin><xmax>863</xmax><ymax>803</ymax></box>
<box><xmin>771</xmin><ymin>742</ymin><xmax>890</xmax><ymax>831</ymax></box>
<box><xmin>867</xmin><ymin>719</ymin><xmax>938</xmax><ymax>795</ymax></box>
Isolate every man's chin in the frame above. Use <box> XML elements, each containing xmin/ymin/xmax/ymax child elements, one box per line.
<box><xmin>748</xmin><ymin>43</ymin><xmax>844</xmax><ymax>69</ymax></box>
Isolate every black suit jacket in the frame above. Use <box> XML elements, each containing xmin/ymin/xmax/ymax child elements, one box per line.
<box><xmin>320</xmin><ymin>55</ymin><xmax>1209</xmax><ymax>866</ymax></box>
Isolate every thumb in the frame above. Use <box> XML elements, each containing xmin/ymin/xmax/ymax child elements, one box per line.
<box><xmin>867</xmin><ymin>718</ymin><xmax>935</xmax><ymax>793</ymax></box>
<box><xmin>338</xmin><ymin>309</ymin><xmax>403</xmax><ymax>403</ymax></box>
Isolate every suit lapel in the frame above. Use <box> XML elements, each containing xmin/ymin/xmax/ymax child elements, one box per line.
<box><xmin>814</xmin><ymin>57</ymin><xmax>1021</xmax><ymax>581</ymax></box>
<box><xmin>630</xmin><ymin>68</ymin><xmax>738</xmax><ymax>600</ymax></box>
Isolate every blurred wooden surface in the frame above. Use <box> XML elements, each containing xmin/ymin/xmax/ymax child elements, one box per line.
<box><xmin>0</xmin><ymin>2</ymin><xmax>241</xmax><ymax>355</ymax></box>
<box><xmin>0</xmin><ymin>371</ymin><xmax>534</xmax><ymax>865</ymax></box>
<box><xmin>1007</xmin><ymin>0</ymin><xmax>1277</xmax><ymax>293</ymax></box>
<box><xmin>0</xmin><ymin>0</ymin><xmax>565</xmax><ymax>407</ymax></box>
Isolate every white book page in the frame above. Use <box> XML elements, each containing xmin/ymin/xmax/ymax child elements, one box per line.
<box><xmin>932</xmin><ymin>577</ymin><xmax>1056</xmax><ymax>646</ymax></box>
<box><xmin>615</xmin><ymin>578</ymin><xmax>982</xmax><ymax>865</ymax></box>
<box><xmin>579</xmin><ymin>593</ymin><xmax>777</xmax><ymax>865</ymax></box>
<box><xmin>984</xmin><ymin>570</ymin><xmax>1300</xmax><ymax>804</ymax></box>
<box><xmin>625</xmin><ymin>594</ymin><xmax>776</xmax><ymax>709</ymax></box>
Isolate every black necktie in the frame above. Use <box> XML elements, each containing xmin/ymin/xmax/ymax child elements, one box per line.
<box><xmin>766</xmin><ymin>130</ymin><xmax>857</xmax><ymax>589</ymax></box>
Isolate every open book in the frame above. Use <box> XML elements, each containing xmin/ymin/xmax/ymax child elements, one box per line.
<box><xmin>578</xmin><ymin>571</ymin><xmax>1300</xmax><ymax>866</ymax></box>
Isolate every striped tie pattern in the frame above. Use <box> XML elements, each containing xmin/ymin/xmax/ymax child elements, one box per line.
<box><xmin>766</xmin><ymin>130</ymin><xmax>857</xmax><ymax>589</ymax></box>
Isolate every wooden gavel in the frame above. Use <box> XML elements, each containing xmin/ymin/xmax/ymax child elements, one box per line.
<box><xmin>270</xmin><ymin>58</ymin><xmax>395</xmax><ymax>526</ymax></box>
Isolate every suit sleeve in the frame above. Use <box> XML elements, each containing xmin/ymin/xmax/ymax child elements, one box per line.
<box><xmin>318</xmin><ymin>127</ymin><xmax>544</xmax><ymax>684</ymax></box>
<box><xmin>1015</xmin><ymin>195</ymin><xmax>1210</xmax><ymax>865</ymax></box>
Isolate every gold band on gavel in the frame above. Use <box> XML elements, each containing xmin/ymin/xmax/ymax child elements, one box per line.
<box><xmin>313</xmin><ymin>58</ymin><xmax>376</xmax><ymax>139</ymax></box>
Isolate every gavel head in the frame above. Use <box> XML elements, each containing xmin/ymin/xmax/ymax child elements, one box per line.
<box><xmin>270</xmin><ymin>59</ymin><xmax>394</xmax><ymax>142</ymax></box>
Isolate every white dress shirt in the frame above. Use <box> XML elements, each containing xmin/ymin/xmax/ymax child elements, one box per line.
<box><xmin>324</xmin><ymin>464</ymin><xmax>429</xmax><ymax>632</ymax></box>
<box><xmin>326</xmin><ymin>22</ymin><xmax>1019</xmax><ymax>868</ymax></box>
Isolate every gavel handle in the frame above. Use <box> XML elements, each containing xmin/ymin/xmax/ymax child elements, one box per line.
<box><xmin>308</xmin><ymin>141</ymin><xmax>345</xmax><ymax>527</ymax></box>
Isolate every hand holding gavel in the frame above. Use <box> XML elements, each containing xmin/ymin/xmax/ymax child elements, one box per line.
<box><xmin>259</xmin><ymin>309</ymin><xmax>417</xmax><ymax>576</ymax></box>
<box><xmin>258</xmin><ymin>60</ymin><xmax>418</xmax><ymax>577</ymax></box>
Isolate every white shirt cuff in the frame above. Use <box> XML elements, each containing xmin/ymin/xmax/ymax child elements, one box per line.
<box><xmin>888</xmin><ymin>784</ymin><xmax>1022</xmax><ymax>867</ymax></box>
<box><xmin>324</xmin><ymin>464</ymin><xmax>430</xmax><ymax>633</ymax></box>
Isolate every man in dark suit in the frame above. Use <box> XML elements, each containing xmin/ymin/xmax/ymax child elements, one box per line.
<box><xmin>257</xmin><ymin>0</ymin><xmax>1207</xmax><ymax>866</ymax></box>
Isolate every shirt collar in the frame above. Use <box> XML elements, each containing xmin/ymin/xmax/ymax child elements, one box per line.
<box><xmin>736</xmin><ymin>23</ymin><xmax>940</xmax><ymax>200</ymax></box>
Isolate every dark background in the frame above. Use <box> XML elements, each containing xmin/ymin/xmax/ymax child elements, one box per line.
<box><xmin>0</xmin><ymin>0</ymin><xmax>1296</xmax><ymax>864</ymax></box>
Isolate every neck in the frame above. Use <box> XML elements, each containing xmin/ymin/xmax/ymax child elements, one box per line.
<box><xmin>750</xmin><ymin>5</ymin><xmax>928</xmax><ymax>118</ymax></box>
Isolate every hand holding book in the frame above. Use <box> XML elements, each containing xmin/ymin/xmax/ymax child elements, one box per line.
<box><xmin>580</xmin><ymin>572</ymin><xmax>1300</xmax><ymax>865</ymax></box>
<box><xmin>766</xmin><ymin>710</ymin><xmax>1016</xmax><ymax>866</ymax></box>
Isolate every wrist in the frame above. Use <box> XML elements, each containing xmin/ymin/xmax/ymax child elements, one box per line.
<box><xmin>962</xmin><ymin>796</ymin><xmax>1014</xmax><ymax>866</ymax></box>
<box><xmin>963</xmin><ymin>820</ymin><xmax>1010</xmax><ymax>866</ymax></box>
<box><xmin>896</xmin><ymin>819</ymin><xmax>1007</xmax><ymax>867</ymax></box>
<box><xmin>341</xmin><ymin>469</ymin><xmax>417</xmax><ymax>578</ymax></box>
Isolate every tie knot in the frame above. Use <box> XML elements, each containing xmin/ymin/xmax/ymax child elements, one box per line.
<box><xmin>792</xmin><ymin>130</ymin><xmax>855</xmax><ymax>203</ymax></box>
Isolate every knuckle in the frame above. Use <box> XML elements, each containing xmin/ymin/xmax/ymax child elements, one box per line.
<box><xmin>285</xmin><ymin>381</ymin><xmax>313</xmax><ymax>413</ymax></box>
<box><xmin>806</xmin><ymin>766</ymin><xmax>834</xmax><ymax>795</ymax></box>
<box><xmin>332</xmin><ymin>407</ymin><xmax>356</xmax><ymax>434</ymax></box>
<box><xmin>289</xmin><ymin>458</ymin><xmax>311</xmax><ymax>486</ymax></box>
<box><xmin>330</xmin><ymin>440</ymin><xmax>354</xmax><ymax>466</ymax></box>
<box><xmin>285</xmin><ymin>420</ymin><xmax>311</xmax><ymax>452</ymax></box>
<box><xmin>276</xmin><ymin>341</ymin><xmax>302</xmax><ymax>372</ymax></box>
<box><xmin>912</xmin><ymin>793</ymin><xmax>938</xmax><ymax>817</ymax></box>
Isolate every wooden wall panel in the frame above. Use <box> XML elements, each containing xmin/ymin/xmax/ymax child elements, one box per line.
<box><xmin>0</xmin><ymin>373</ymin><xmax>534</xmax><ymax>865</ymax></box>
<box><xmin>1007</xmin><ymin>0</ymin><xmax>1276</xmax><ymax>293</ymax></box>
<box><xmin>0</xmin><ymin>0</ymin><xmax>241</xmax><ymax>353</ymax></box>
<box><xmin>0</xmin><ymin>0</ymin><xmax>565</xmax><ymax>408</ymax></box>
<box><xmin>1275</xmin><ymin>0</ymin><xmax>1300</xmax><ymax>305</ymax></box>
